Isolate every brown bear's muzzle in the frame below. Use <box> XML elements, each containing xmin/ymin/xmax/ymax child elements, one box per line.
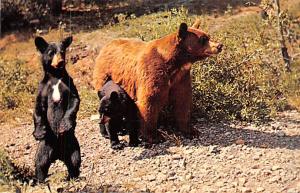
<box><xmin>205</xmin><ymin>41</ymin><xmax>223</xmax><ymax>56</ymax></box>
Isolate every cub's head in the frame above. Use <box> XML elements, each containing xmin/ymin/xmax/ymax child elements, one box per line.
<box><xmin>99</xmin><ymin>91</ymin><xmax>122</xmax><ymax>124</ymax></box>
<box><xmin>35</xmin><ymin>36</ymin><xmax>72</xmax><ymax>73</ymax></box>
<box><xmin>177</xmin><ymin>20</ymin><xmax>223</xmax><ymax>61</ymax></box>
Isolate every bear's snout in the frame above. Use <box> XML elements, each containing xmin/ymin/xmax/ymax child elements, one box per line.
<box><xmin>51</xmin><ymin>54</ymin><xmax>65</xmax><ymax>68</ymax></box>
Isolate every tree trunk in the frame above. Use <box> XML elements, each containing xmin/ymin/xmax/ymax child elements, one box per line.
<box><xmin>274</xmin><ymin>0</ymin><xmax>291</xmax><ymax>72</ymax></box>
<box><xmin>48</xmin><ymin>0</ymin><xmax>62</xmax><ymax>16</ymax></box>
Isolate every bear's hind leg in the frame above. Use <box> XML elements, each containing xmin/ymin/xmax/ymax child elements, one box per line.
<box><xmin>99</xmin><ymin>123</ymin><xmax>109</xmax><ymax>139</ymax></box>
<box><xmin>126</xmin><ymin>119</ymin><xmax>140</xmax><ymax>147</ymax></box>
<box><xmin>35</xmin><ymin>140</ymin><xmax>56</xmax><ymax>182</ymax></box>
<box><xmin>63</xmin><ymin>135</ymin><xmax>81</xmax><ymax>180</ymax></box>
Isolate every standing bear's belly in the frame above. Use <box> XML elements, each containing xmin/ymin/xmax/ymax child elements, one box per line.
<box><xmin>47</xmin><ymin>80</ymin><xmax>69</xmax><ymax>135</ymax></box>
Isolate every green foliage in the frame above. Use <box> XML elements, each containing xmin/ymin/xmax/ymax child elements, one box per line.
<box><xmin>0</xmin><ymin>150</ymin><xmax>14</xmax><ymax>182</ymax></box>
<box><xmin>107</xmin><ymin>6</ymin><xmax>194</xmax><ymax>41</ymax></box>
<box><xmin>0</xmin><ymin>59</ymin><xmax>36</xmax><ymax>110</ymax></box>
<box><xmin>1</xmin><ymin>0</ymin><xmax>51</xmax><ymax>32</ymax></box>
<box><xmin>78</xmin><ymin>87</ymin><xmax>99</xmax><ymax>118</ymax></box>
<box><xmin>192</xmin><ymin>15</ymin><xmax>288</xmax><ymax>122</ymax></box>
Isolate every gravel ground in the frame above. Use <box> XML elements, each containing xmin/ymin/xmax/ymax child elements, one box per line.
<box><xmin>0</xmin><ymin>111</ymin><xmax>299</xmax><ymax>193</ymax></box>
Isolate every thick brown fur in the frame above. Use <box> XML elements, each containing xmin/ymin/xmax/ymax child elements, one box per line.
<box><xmin>93</xmin><ymin>21</ymin><xmax>223</xmax><ymax>143</ymax></box>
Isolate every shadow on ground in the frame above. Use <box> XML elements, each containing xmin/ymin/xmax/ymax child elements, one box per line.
<box><xmin>134</xmin><ymin>116</ymin><xmax>300</xmax><ymax>160</ymax></box>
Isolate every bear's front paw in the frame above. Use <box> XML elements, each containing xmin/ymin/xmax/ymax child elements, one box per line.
<box><xmin>111</xmin><ymin>141</ymin><xmax>124</xmax><ymax>150</ymax></box>
<box><xmin>33</xmin><ymin>129</ymin><xmax>47</xmax><ymax>140</ymax></box>
<box><xmin>58</xmin><ymin>119</ymin><xmax>73</xmax><ymax>134</ymax></box>
<box><xmin>129</xmin><ymin>139</ymin><xmax>141</xmax><ymax>147</ymax></box>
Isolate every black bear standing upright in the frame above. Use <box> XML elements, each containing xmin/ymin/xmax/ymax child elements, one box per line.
<box><xmin>33</xmin><ymin>36</ymin><xmax>81</xmax><ymax>182</ymax></box>
<box><xmin>98</xmin><ymin>80</ymin><xmax>140</xmax><ymax>149</ymax></box>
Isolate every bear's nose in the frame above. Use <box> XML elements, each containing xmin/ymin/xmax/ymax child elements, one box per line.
<box><xmin>56</xmin><ymin>60</ymin><xmax>65</xmax><ymax>68</ymax></box>
<box><xmin>217</xmin><ymin>43</ymin><xmax>223</xmax><ymax>52</ymax></box>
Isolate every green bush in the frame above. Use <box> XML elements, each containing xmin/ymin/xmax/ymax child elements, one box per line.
<box><xmin>108</xmin><ymin>7</ymin><xmax>298</xmax><ymax>122</ymax></box>
<box><xmin>192</xmin><ymin>15</ymin><xmax>288</xmax><ymax>122</ymax></box>
<box><xmin>0</xmin><ymin>59</ymin><xmax>36</xmax><ymax>110</ymax></box>
<box><xmin>1</xmin><ymin>0</ymin><xmax>50</xmax><ymax>32</ymax></box>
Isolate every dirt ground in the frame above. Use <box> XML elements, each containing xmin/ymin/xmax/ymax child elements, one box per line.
<box><xmin>0</xmin><ymin>110</ymin><xmax>299</xmax><ymax>193</ymax></box>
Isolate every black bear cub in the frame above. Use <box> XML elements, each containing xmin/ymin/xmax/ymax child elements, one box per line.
<box><xmin>98</xmin><ymin>80</ymin><xmax>140</xmax><ymax>149</ymax></box>
<box><xmin>33</xmin><ymin>36</ymin><xmax>81</xmax><ymax>182</ymax></box>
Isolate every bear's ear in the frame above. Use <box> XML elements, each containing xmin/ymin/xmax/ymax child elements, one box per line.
<box><xmin>178</xmin><ymin>23</ymin><xmax>188</xmax><ymax>40</ymax></box>
<box><xmin>35</xmin><ymin>36</ymin><xmax>48</xmax><ymax>53</ymax></box>
<box><xmin>192</xmin><ymin>18</ymin><xmax>201</xmax><ymax>29</ymax></box>
<box><xmin>110</xmin><ymin>91</ymin><xmax>119</xmax><ymax>103</ymax></box>
<box><xmin>62</xmin><ymin>36</ymin><xmax>72</xmax><ymax>49</ymax></box>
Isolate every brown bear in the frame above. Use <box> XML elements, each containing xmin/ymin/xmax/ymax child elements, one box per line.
<box><xmin>93</xmin><ymin>20</ymin><xmax>223</xmax><ymax>143</ymax></box>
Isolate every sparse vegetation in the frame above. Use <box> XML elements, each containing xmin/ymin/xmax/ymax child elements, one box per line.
<box><xmin>0</xmin><ymin>58</ymin><xmax>38</xmax><ymax>123</ymax></box>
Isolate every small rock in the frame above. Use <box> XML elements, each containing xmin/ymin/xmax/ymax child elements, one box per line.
<box><xmin>228</xmin><ymin>155</ymin><xmax>235</xmax><ymax>160</ymax></box>
<box><xmin>203</xmin><ymin>186</ymin><xmax>216</xmax><ymax>193</ymax></box>
<box><xmin>224</xmin><ymin>132</ymin><xmax>231</xmax><ymax>136</ymax></box>
<box><xmin>147</xmin><ymin>175</ymin><xmax>156</xmax><ymax>181</ymax></box>
<box><xmin>168</xmin><ymin>176</ymin><xmax>177</xmax><ymax>180</ymax></box>
<box><xmin>209</xmin><ymin>146</ymin><xmax>221</xmax><ymax>154</ymax></box>
<box><xmin>240</xmin><ymin>187</ymin><xmax>251</xmax><ymax>193</ymax></box>
<box><xmin>181</xmin><ymin>184</ymin><xmax>191</xmax><ymax>192</ymax></box>
<box><xmin>157</xmin><ymin>173</ymin><xmax>167</xmax><ymax>182</ymax></box>
<box><xmin>271</xmin><ymin>165</ymin><xmax>282</xmax><ymax>171</ymax></box>
<box><xmin>168</xmin><ymin>171</ymin><xmax>176</xmax><ymax>177</ymax></box>
<box><xmin>90</xmin><ymin>114</ymin><xmax>100</xmax><ymax>121</ymax></box>
<box><xmin>235</xmin><ymin>139</ymin><xmax>245</xmax><ymax>145</ymax></box>
<box><xmin>253</xmin><ymin>155</ymin><xmax>260</xmax><ymax>160</ymax></box>
<box><xmin>185</xmin><ymin>173</ymin><xmax>193</xmax><ymax>180</ymax></box>
<box><xmin>180</xmin><ymin>159</ymin><xmax>187</xmax><ymax>168</ymax></box>
<box><xmin>276</xmin><ymin>131</ymin><xmax>285</xmax><ymax>137</ymax></box>
<box><xmin>256</xmin><ymin>187</ymin><xmax>265</xmax><ymax>192</ymax></box>
<box><xmin>287</xmin><ymin>188</ymin><xmax>298</xmax><ymax>193</ymax></box>
<box><xmin>185</xmin><ymin>149</ymin><xmax>194</xmax><ymax>154</ymax></box>
<box><xmin>132</xmin><ymin>177</ymin><xmax>142</xmax><ymax>182</ymax></box>
<box><xmin>260</xmin><ymin>144</ymin><xmax>269</xmax><ymax>148</ymax></box>
<box><xmin>263</xmin><ymin>170</ymin><xmax>272</xmax><ymax>176</ymax></box>
<box><xmin>268</xmin><ymin>176</ymin><xmax>281</xmax><ymax>183</ymax></box>
<box><xmin>271</xmin><ymin>123</ymin><xmax>281</xmax><ymax>130</ymax></box>
<box><xmin>216</xmin><ymin>181</ymin><xmax>224</xmax><ymax>187</ymax></box>
<box><xmin>172</xmin><ymin>154</ymin><xmax>182</xmax><ymax>160</ymax></box>
<box><xmin>25</xmin><ymin>144</ymin><xmax>31</xmax><ymax>150</ymax></box>
<box><xmin>232</xmin><ymin>181</ymin><xmax>238</xmax><ymax>187</ymax></box>
<box><xmin>251</xmin><ymin>165</ymin><xmax>259</xmax><ymax>169</ymax></box>
<box><xmin>238</xmin><ymin>177</ymin><xmax>247</xmax><ymax>186</ymax></box>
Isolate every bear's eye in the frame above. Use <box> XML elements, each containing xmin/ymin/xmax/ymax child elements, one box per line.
<box><xmin>48</xmin><ymin>50</ymin><xmax>55</xmax><ymax>56</ymax></box>
<box><xmin>198</xmin><ymin>36</ymin><xmax>208</xmax><ymax>46</ymax></box>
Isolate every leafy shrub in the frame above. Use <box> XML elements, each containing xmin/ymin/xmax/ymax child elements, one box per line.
<box><xmin>1</xmin><ymin>0</ymin><xmax>50</xmax><ymax>32</ymax></box>
<box><xmin>192</xmin><ymin>14</ymin><xmax>289</xmax><ymax>122</ymax></box>
<box><xmin>0</xmin><ymin>59</ymin><xmax>36</xmax><ymax>110</ymax></box>
<box><xmin>109</xmin><ymin>7</ymin><xmax>299</xmax><ymax>122</ymax></box>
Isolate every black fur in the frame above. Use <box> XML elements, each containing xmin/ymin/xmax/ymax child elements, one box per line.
<box><xmin>98</xmin><ymin>80</ymin><xmax>140</xmax><ymax>149</ymax></box>
<box><xmin>33</xmin><ymin>36</ymin><xmax>81</xmax><ymax>182</ymax></box>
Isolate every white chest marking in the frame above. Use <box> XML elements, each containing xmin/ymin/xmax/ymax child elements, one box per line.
<box><xmin>52</xmin><ymin>79</ymin><xmax>62</xmax><ymax>102</ymax></box>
